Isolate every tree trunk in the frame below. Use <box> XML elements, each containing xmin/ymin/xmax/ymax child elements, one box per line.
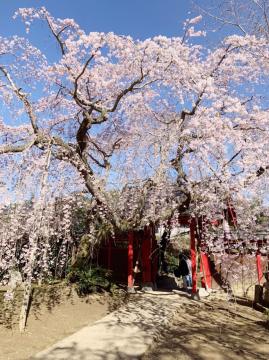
<box><xmin>19</xmin><ymin>279</ymin><xmax>33</xmax><ymax>332</ymax></box>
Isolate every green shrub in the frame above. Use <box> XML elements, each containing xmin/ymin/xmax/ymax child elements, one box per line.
<box><xmin>67</xmin><ymin>266</ymin><xmax>112</xmax><ymax>296</ymax></box>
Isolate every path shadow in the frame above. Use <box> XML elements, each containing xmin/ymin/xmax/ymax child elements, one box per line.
<box><xmin>31</xmin><ymin>340</ymin><xmax>146</xmax><ymax>360</ymax></box>
<box><xmin>32</xmin><ymin>291</ymin><xmax>180</xmax><ymax>359</ymax></box>
<box><xmin>143</xmin><ymin>298</ymin><xmax>269</xmax><ymax>360</ymax></box>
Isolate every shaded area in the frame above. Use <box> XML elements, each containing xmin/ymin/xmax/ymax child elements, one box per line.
<box><xmin>0</xmin><ymin>283</ymin><xmax>74</xmax><ymax>329</ymax></box>
<box><xmin>143</xmin><ymin>298</ymin><xmax>269</xmax><ymax>360</ymax></box>
<box><xmin>0</xmin><ymin>286</ymin><xmax>111</xmax><ymax>360</ymax></box>
<box><xmin>33</xmin><ymin>343</ymin><xmax>141</xmax><ymax>360</ymax></box>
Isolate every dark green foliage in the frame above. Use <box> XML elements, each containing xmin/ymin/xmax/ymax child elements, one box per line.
<box><xmin>67</xmin><ymin>266</ymin><xmax>112</xmax><ymax>296</ymax></box>
<box><xmin>165</xmin><ymin>252</ymin><xmax>179</xmax><ymax>274</ymax></box>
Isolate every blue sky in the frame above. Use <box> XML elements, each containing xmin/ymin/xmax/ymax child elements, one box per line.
<box><xmin>0</xmin><ymin>0</ymin><xmax>193</xmax><ymax>40</ymax></box>
<box><xmin>0</xmin><ymin>0</ymin><xmax>234</xmax><ymax>67</ymax></box>
<box><xmin>0</xmin><ymin>0</ymin><xmax>199</xmax><ymax>127</ymax></box>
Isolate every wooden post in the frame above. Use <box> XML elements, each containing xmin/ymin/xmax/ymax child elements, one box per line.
<box><xmin>190</xmin><ymin>218</ymin><xmax>197</xmax><ymax>294</ymax></box>
<box><xmin>256</xmin><ymin>252</ymin><xmax>263</xmax><ymax>285</ymax></box>
<box><xmin>127</xmin><ymin>231</ymin><xmax>134</xmax><ymax>291</ymax></box>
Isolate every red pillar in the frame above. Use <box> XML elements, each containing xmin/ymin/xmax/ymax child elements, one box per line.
<box><xmin>190</xmin><ymin>218</ymin><xmax>197</xmax><ymax>294</ymax></box>
<box><xmin>200</xmin><ymin>252</ymin><xmax>212</xmax><ymax>289</ymax></box>
<box><xmin>256</xmin><ymin>252</ymin><xmax>263</xmax><ymax>285</ymax></box>
<box><xmin>128</xmin><ymin>231</ymin><xmax>134</xmax><ymax>289</ymax></box>
<box><xmin>151</xmin><ymin>235</ymin><xmax>158</xmax><ymax>283</ymax></box>
<box><xmin>142</xmin><ymin>227</ymin><xmax>152</xmax><ymax>284</ymax></box>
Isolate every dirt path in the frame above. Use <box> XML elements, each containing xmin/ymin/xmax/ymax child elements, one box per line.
<box><xmin>32</xmin><ymin>291</ymin><xmax>183</xmax><ymax>360</ymax></box>
<box><xmin>144</xmin><ymin>296</ymin><xmax>269</xmax><ymax>360</ymax></box>
<box><xmin>0</xmin><ymin>287</ymin><xmax>110</xmax><ymax>360</ymax></box>
<box><xmin>1</xmin><ymin>286</ymin><xmax>268</xmax><ymax>360</ymax></box>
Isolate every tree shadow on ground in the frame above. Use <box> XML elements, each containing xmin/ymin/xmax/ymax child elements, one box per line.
<box><xmin>30</xmin><ymin>283</ymin><xmax>127</xmax><ymax>324</ymax></box>
<box><xmin>31</xmin><ymin>292</ymin><xmax>182</xmax><ymax>360</ymax></box>
<box><xmin>0</xmin><ymin>283</ymin><xmax>73</xmax><ymax>328</ymax></box>
<box><xmin>0</xmin><ymin>283</ymin><xmax>118</xmax><ymax>329</ymax></box>
<box><xmin>143</xmin><ymin>298</ymin><xmax>269</xmax><ymax>360</ymax></box>
<box><xmin>27</xmin><ymin>290</ymin><xmax>269</xmax><ymax>360</ymax></box>
<box><xmin>31</xmin><ymin>341</ymin><xmax>146</xmax><ymax>360</ymax></box>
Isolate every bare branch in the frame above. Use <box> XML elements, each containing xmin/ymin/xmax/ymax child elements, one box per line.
<box><xmin>73</xmin><ymin>54</ymin><xmax>96</xmax><ymax>99</ymax></box>
<box><xmin>88</xmin><ymin>153</ymin><xmax>108</xmax><ymax>168</ymax></box>
<box><xmin>193</xmin><ymin>1</ymin><xmax>247</xmax><ymax>35</ymax></box>
<box><xmin>88</xmin><ymin>137</ymin><xmax>122</xmax><ymax>168</ymax></box>
<box><xmin>108</xmin><ymin>73</ymin><xmax>147</xmax><ymax>113</ymax></box>
<box><xmin>0</xmin><ymin>66</ymin><xmax>38</xmax><ymax>133</ymax></box>
<box><xmin>46</xmin><ymin>16</ymin><xmax>68</xmax><ymax>55</ymax></box>
<box><xmin>180</xmin><ymin>45</ymin><xmax>232</xmax><ymax>125</ymax></box>
<box><xmin>223</xmin><ymin>149</ymin><xmax>242</xmax><ymax>167</ymax></box>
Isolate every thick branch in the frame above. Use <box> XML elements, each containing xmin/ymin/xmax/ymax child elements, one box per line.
<box><xmin>256</xmin><ymin>165</ymin><xmax>269</xmax><ymax>177</ymax></box>
<box><xmin>76</xmin><ymin>111</ymin><xmax>93</xmax><ymax>155</ymax></box>
<box><xmin>0</xmin><ymin>138</ymin><xmax>36</xmax><ymax>155</ymax></box>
